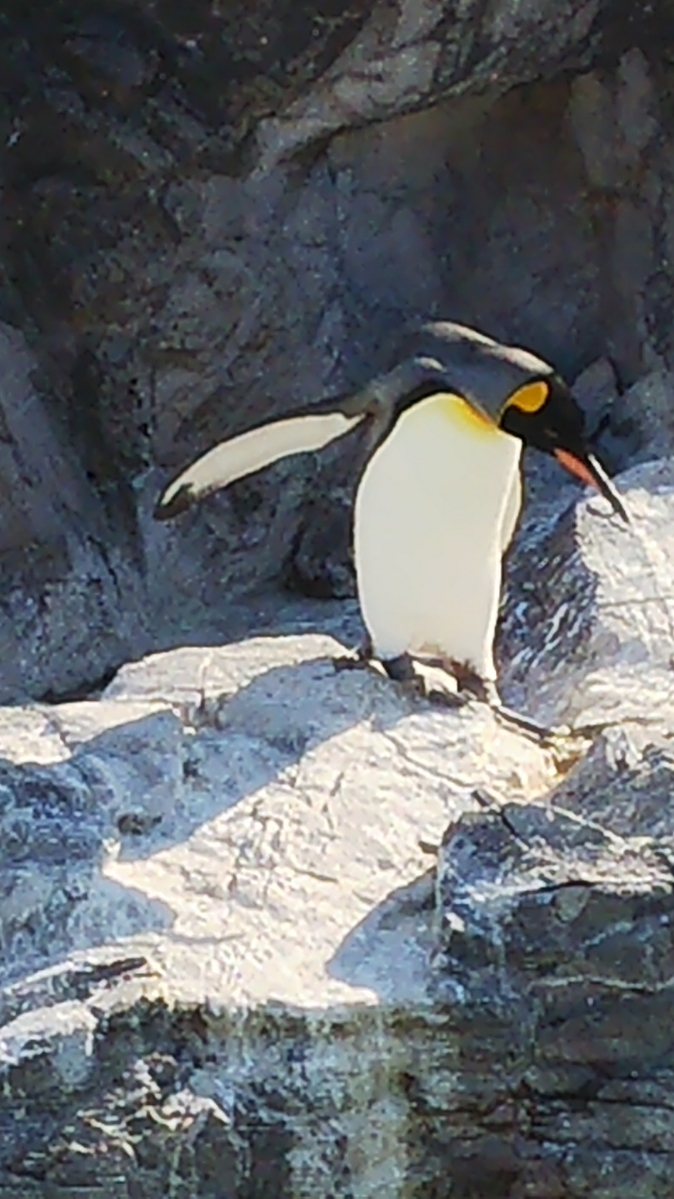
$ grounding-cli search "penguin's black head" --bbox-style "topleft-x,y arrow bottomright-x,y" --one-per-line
498,374 -> 628,523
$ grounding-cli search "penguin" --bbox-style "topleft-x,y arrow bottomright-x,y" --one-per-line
155,321 -> 628,708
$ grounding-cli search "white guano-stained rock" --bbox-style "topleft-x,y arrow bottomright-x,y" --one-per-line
0,634 -> 557,1012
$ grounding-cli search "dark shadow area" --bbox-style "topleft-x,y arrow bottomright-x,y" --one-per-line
0,746 -> 175,990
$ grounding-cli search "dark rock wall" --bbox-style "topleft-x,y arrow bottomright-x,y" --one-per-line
1,0 -> 674,698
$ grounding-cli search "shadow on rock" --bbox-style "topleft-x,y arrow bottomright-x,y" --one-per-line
0,631 -> 556,1045
110,653 -> 416,862
0,753 -> 174,989
327,868 -> 437,1003
0,642 -> 436,990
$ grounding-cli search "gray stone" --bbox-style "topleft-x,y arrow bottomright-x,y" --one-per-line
0,630 -> 560,1196
572,355 -> 637,474
568,49 -> 657,191
608,369 -> 674,463
0,321 -> 154,702
573,356 -> 619,429
0,600 -> 673,1196
500,457 -> 674,730
433,721 -> 674,1194
0,536 -> 673,1194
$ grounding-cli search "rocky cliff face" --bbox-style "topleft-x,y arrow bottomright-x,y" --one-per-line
2,7 -> 674,1193
1,0 -> 674,697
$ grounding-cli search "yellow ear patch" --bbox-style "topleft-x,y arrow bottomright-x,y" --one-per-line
504,380 -> 549,414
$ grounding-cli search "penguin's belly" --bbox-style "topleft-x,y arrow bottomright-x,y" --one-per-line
354,393 -> 522,679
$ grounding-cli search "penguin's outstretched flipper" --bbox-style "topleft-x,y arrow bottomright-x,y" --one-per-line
155,406 -> 365,520
154,354 -> 458,521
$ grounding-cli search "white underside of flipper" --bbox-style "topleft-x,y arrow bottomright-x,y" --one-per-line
354,393 -> 522,680
159,411 -> 364,513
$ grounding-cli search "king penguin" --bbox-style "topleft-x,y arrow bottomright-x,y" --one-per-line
155,321 -> 628,706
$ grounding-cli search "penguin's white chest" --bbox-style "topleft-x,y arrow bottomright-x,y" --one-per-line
353,393 -> 522,679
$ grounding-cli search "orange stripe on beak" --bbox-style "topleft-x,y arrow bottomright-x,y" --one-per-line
553,448 -> 599,489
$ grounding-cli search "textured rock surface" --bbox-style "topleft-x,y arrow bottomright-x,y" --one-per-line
1,568 -> 674,1194
0,321 -> 155,700
3,6 -> 674,1191
435,721 -> 674,1196
0,450 -> 673,1196
0,632 -> 560,1197
2,3 -> 674,695
500,458 -> 674,729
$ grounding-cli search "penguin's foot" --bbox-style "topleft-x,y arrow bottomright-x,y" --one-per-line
381,653 -> 427,699
381,654 -> 467,708
426,658 -> 553,738
432,658 -> 500,706
352,650 -> 555,739
380,652 -> 417,683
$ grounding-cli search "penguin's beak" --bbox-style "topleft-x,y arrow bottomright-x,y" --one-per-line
553,448 -> 629,524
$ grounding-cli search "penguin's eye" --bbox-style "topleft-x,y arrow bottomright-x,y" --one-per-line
503,381 -> 549,415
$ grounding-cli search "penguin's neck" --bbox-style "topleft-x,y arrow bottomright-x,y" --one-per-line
398,392 -> 522,537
